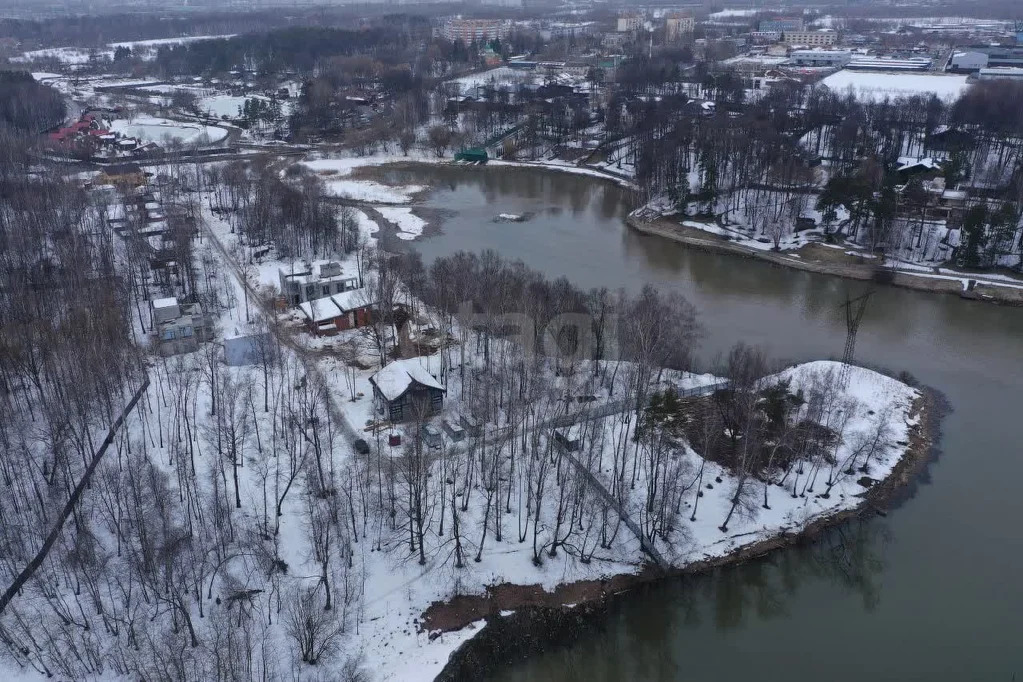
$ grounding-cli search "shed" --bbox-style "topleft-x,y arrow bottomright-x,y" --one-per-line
224,329 -> 271,366
369,359 -> 446,422
454,147 -> 488,163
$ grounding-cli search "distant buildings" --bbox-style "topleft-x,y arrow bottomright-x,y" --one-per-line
617,12 -> 642,33
440,18 -> 510,43
783,30 -> 838,47
846,56 -> 931,71
665,12 -> 695,40
949,45 -> 1023,72
978,67 -> 1023,81
538,21 -> 596,41
787,50 -> 853,67
759,17 -> 804,33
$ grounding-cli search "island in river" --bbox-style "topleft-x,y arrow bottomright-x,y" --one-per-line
424,363 -> 939,682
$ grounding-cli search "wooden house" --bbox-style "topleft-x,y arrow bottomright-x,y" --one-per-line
369,359 -> 445,422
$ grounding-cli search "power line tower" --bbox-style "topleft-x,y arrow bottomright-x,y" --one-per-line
838,291 -> 872,389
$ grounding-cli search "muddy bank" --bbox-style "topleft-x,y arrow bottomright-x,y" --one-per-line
430,389 -> 941,681
627,216 -> 1023,306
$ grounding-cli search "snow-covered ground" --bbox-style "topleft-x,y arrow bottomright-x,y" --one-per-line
820,70 -> 971,102
110,116 -> 229,146
197,94 -> 250,119
298,157 -> 426,204
444,67 -> 539,97
109,34 -> 236,51
377,207 -> 428,240
14,34 -> 234,65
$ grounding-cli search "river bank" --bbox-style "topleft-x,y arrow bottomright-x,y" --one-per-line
338,155 -> 1023,307
428,386 -> 941,681
626,215 -> 1023,306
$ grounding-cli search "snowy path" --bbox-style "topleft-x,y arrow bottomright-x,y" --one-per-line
198,212 -> 361,448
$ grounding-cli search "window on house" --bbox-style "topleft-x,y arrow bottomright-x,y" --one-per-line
322,285 -> 330,296
162,329 -> 176,340
181,326 -> 193,337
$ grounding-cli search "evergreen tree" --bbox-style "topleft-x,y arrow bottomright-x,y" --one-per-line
958,204 -> 989,268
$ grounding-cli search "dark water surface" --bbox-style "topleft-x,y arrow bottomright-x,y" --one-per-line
379,165 -> 1023,681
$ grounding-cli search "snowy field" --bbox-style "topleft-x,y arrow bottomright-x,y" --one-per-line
198,95 -> 254,119
110,116 -> 229,146
109,34 -> 236,51
444,67 -> 536,97
14,34 -> 234,65
299,157 -> 426,204
820,70 -> 971,102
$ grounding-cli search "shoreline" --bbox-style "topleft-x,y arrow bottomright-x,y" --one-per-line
345,155 -> 1023,307
430,388 -> 942,681
626,215 -> 1023,306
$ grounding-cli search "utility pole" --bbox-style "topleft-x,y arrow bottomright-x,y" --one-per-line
838,291 -> 872,389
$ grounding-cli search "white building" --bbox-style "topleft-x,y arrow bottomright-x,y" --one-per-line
949,51 -> 989,71
278,261 -> 359,306
665,12 -> 695,40
847,56 -> 932,71
787,49 -> 853,67
978,66 -> 1023,81
783,30 -> 838,47
617,13 -> 642,33
439,18 -> 510,43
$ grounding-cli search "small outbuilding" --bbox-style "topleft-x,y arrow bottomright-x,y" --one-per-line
454,147 -> 488,164
224,328 -> 271,366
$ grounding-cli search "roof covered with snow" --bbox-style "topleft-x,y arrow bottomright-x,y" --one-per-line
152,297 -> 178,309
298,296 -> 340,323
369,359 -> 445,402
331,287 -> 373,311
298,289 -> 373,323
897,156 -> 941,171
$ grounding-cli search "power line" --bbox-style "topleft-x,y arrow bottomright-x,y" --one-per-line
838,290 -> 871,390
